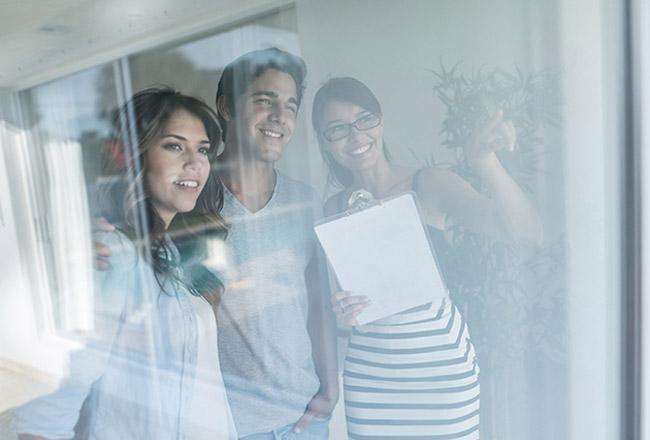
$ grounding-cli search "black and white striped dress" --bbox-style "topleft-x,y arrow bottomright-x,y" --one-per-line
337,179 -> 480,439
343,295 -> 480,440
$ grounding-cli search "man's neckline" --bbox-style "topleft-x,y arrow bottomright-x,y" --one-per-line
223,169 -> 279,214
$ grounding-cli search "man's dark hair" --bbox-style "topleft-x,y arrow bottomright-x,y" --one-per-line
215,47 -> 307,141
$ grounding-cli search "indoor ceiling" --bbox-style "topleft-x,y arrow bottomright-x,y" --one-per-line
0,0 -> 287,90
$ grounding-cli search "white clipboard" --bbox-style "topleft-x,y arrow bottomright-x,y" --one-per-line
314,191 -> 447,325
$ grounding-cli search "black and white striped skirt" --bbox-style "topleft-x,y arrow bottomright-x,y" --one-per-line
343,297 -> 480,440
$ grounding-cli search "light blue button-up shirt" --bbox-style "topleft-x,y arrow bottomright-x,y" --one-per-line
12,231 -> 227,440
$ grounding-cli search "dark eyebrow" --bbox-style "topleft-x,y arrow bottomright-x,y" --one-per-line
163,134 -> 210,144
325,110 -> 372,129
252,91 -> 299,107
325,119 -> 348,129
252,91 -> 278,99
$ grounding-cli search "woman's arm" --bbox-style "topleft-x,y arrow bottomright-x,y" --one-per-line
419,110 -> 543,246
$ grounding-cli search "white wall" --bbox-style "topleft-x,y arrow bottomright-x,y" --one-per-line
295,0 -> 561,196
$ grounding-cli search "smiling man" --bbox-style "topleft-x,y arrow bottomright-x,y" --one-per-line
214,48 -> 338,439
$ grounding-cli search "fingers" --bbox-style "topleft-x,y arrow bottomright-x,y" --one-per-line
331,292 -> 371,327
331,293 -> 371,314
490,119 -> 516,152
500,120 -> 517,151
341,309 -> 363,327
91,217 -> 115,232
91,217 -> 114,271
93,241 -> 112,258
294,394 -> 336,434
475,110 -> 517,153
92,241 -> 112,271
476,109 -> 503,140
93,257 -> 111,271
293,411 -> 314,434
330,290 -> 352,306
331,291 -> 370,308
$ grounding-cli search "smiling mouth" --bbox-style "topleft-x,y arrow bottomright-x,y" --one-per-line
349,144 -> 371,156
260,128 -> 283,139
174,180 -> 199,188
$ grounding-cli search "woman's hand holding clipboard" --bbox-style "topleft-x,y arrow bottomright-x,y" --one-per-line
314,191 -> 448,325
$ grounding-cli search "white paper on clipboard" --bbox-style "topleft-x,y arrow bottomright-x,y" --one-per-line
314,191 -> 447,325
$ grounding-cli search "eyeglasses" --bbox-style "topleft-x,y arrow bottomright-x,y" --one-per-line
321,113 -> 382,142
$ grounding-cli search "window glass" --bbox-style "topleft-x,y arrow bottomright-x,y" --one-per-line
17,65 -> 119,333
0,2 -> 628,440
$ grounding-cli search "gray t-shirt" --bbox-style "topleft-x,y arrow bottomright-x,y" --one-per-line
217,171 -> 324,437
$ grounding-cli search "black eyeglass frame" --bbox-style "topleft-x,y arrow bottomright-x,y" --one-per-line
321,113 -> 382,142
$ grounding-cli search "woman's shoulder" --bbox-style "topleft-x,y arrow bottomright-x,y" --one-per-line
416,166 -> 459,183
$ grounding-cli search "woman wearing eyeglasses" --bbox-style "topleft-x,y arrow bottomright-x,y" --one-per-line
311,77 -> 542,439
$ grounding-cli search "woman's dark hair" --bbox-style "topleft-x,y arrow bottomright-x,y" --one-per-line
98,86 -> 227,300
311,77 -> 392,188
216,47 -> 307,142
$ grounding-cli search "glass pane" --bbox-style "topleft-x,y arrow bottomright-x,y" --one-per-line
0,63 -> 123,440
17,66 -> 118,333
295,1 -> 622,439
0,2 -> 628,440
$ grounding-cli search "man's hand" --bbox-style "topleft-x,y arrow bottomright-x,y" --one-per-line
293,390 -> 338,434
92,217 -> 115,271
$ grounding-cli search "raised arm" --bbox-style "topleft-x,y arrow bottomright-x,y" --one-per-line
418,110 -> 543,246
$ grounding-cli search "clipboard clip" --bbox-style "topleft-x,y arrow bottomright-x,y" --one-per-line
346,189 -> 381,214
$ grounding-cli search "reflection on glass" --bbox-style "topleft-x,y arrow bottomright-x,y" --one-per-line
13,87 -> 234,439
44,140 -> 93,333
17,66 -> 115,333
0,2 -> 628,440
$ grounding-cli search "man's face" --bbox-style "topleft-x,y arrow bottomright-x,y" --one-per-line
229,69 -> 298,163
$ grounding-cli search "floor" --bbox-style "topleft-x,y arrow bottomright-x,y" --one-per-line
0,359 -> 349,439
0,367 -> 56,440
